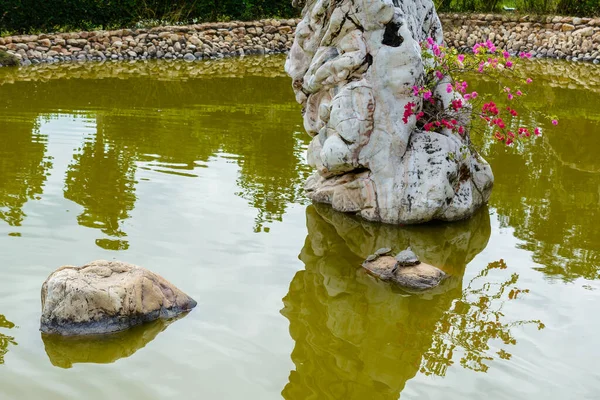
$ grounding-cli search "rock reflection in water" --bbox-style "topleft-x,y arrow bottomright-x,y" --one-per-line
281,205 -> 543,399
42,317 -> 179,369
0,314 -> 17,365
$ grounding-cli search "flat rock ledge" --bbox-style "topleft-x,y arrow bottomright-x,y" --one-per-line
362,256 -> 446,292
40,260 -> 197,336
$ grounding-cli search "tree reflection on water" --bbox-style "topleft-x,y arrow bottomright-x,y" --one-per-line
421,259 -> 545,377
0,314 -> 16,365
0,119 -> 51,228
281,205 -> 544,400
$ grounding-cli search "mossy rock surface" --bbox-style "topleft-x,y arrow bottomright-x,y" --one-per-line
0,51 -> 19,67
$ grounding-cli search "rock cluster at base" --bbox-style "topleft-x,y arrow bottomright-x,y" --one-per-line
40,260 -> 197,336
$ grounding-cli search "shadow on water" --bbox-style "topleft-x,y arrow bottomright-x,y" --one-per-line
41,316 -> 185,369
0,314 -> 17,365
280,205 -> 544,399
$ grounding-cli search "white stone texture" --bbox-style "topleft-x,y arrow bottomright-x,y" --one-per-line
286,0 -> 494,224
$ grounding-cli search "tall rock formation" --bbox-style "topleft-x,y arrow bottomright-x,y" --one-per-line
286,0 -> 494,224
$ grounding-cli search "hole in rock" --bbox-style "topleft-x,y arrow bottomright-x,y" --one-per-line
382,22 -> 404,47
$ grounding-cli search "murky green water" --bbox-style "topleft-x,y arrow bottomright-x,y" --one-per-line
0,56 -> 598,399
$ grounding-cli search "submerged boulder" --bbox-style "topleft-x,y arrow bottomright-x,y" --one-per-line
40,260 -> 197,336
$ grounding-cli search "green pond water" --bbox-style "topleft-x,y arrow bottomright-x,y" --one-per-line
0,56 -> 599,399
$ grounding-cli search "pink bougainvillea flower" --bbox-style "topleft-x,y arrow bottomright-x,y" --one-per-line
402,102 -> 416,124
489,57 -> 499,68
455,81 -> 468,94
518,128 -> 530,137
412,37 -> 540,147
493,118 -> 506,129
482,102 -> 499,116
552,119 -> 559,126
451,99 -> 464,111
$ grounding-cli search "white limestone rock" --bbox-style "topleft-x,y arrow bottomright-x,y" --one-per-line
286,0 -> 494,224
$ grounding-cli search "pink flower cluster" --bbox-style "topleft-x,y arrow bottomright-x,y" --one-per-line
403,102 -> 425,124
423,119 -> 465,135
447,81 -> 468,94
473,40 -> 496,54
407,38 -> 559,147
425,37 -> 444,57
